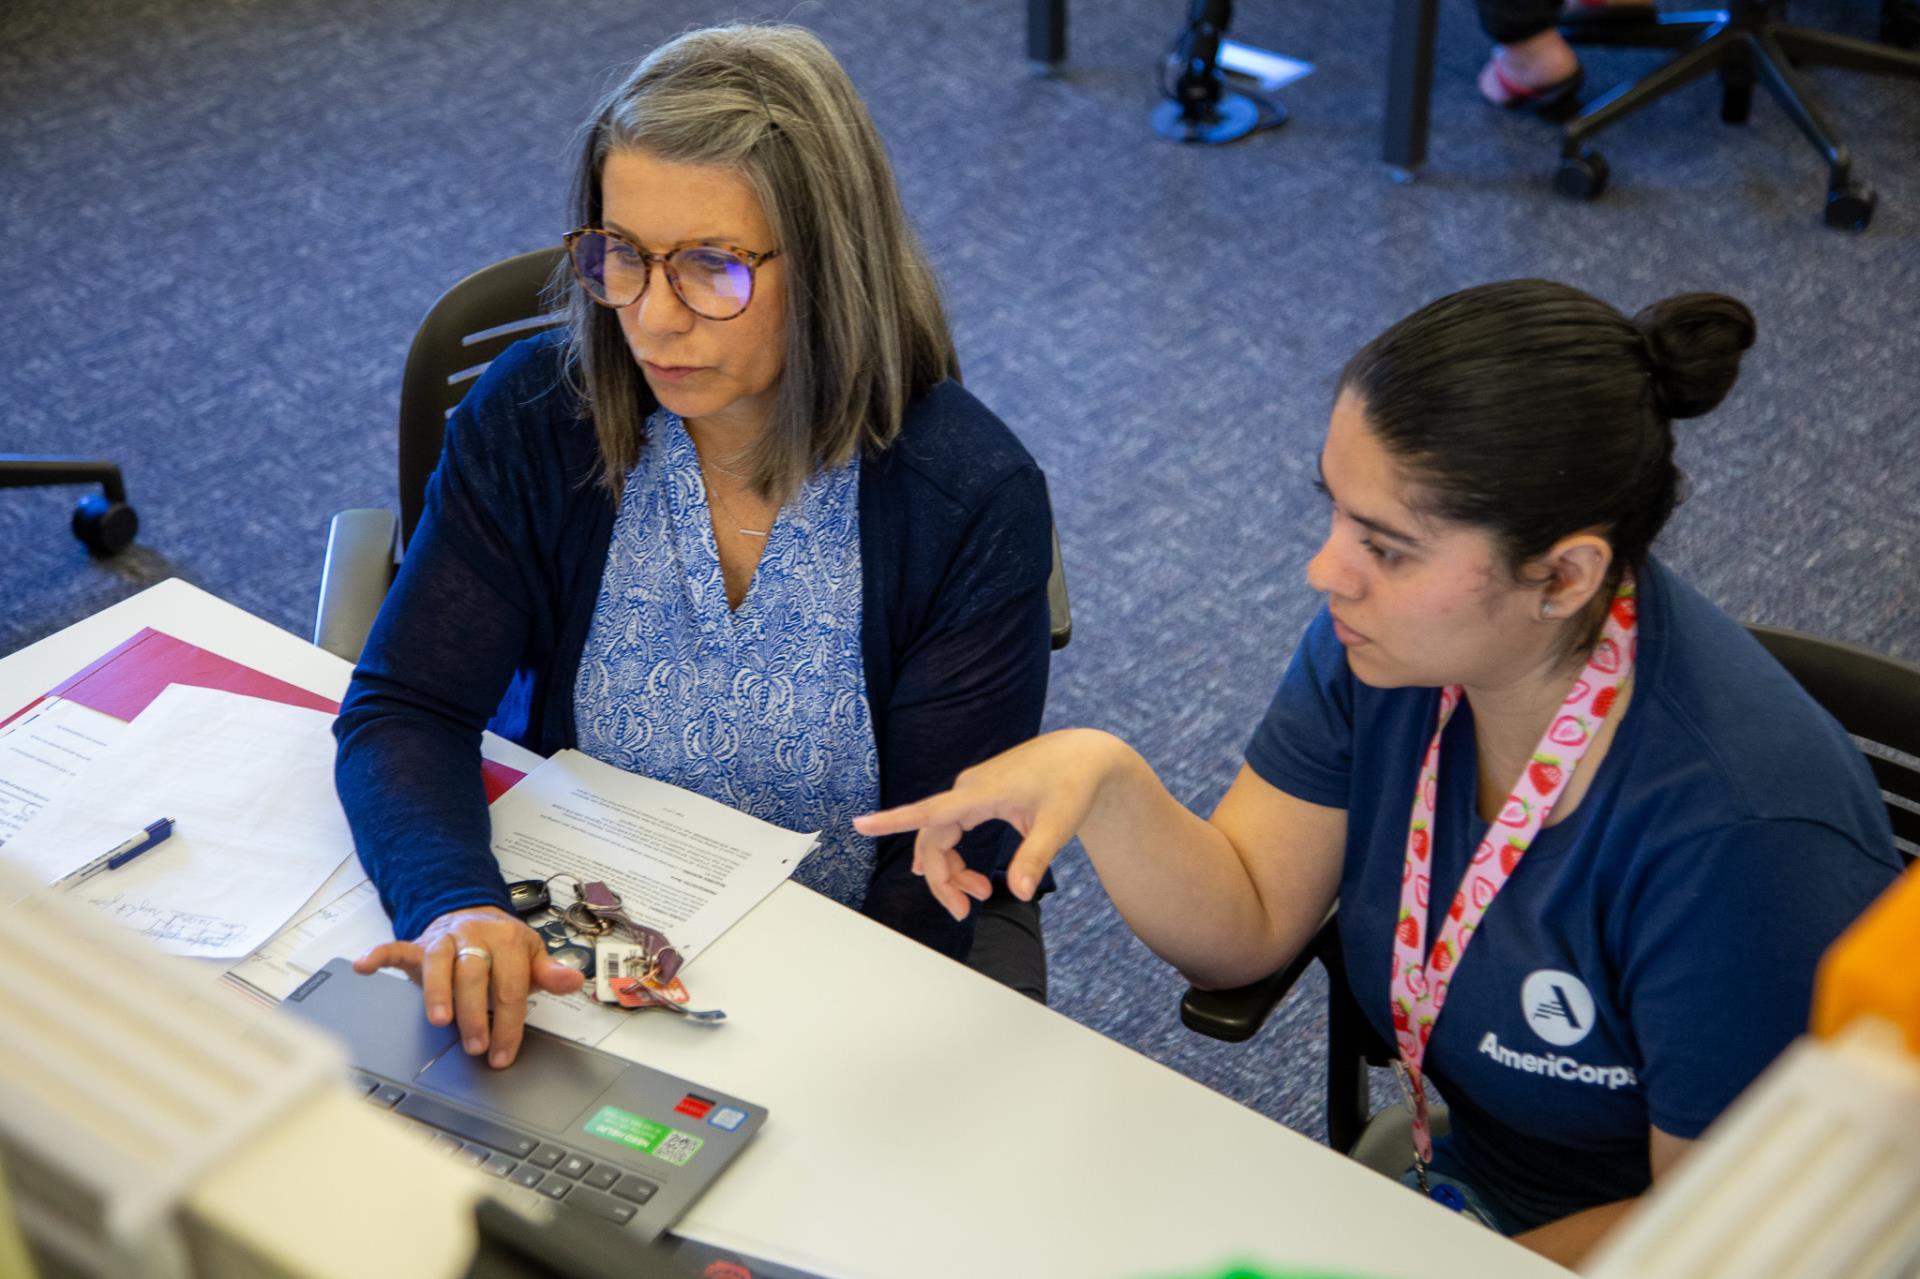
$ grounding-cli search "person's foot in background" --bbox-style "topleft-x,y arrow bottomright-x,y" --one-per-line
1477,0 -> 1657,115
1478,29 -> 1583,115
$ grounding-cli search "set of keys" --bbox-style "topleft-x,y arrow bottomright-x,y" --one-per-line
505,874 -> 725,1026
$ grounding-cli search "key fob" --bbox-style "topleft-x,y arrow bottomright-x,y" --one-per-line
505,879 -> 551,917
545,940 -> 595,978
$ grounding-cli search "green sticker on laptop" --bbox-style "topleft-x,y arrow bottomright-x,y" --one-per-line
585,1105 -> 705,1166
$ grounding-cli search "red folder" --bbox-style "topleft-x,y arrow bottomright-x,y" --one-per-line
1,628 -> 525,802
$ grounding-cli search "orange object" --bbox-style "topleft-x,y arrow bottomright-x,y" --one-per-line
1811,862 -> 1920,1057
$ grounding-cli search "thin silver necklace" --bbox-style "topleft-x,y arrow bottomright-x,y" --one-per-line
686,426 -> 766,537
701,464 -> 769,539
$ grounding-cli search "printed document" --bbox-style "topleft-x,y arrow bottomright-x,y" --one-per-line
224,863 -> 381,1004
223,746 -> 810,1043
0,698 -> 127,845
489,748 -> 815,966
222,731 -> 543,1003
476,748 -> 814,1043
0,683 -> 353,957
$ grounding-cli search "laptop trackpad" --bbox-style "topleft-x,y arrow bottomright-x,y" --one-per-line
417,1028 -> 628,1134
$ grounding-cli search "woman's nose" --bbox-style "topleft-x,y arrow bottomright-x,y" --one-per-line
633,261 -> 693,335
1305,533 -> 1357,600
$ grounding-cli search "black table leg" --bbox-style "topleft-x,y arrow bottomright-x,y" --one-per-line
1384,0 -> 1439,177
1029,0 -> 1067,68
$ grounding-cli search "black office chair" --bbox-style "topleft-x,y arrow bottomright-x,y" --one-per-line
0,456 -> 139,555
313,246 -> 1073,664
1549,0 -> 1920,229
1180,622 -> 1920,1165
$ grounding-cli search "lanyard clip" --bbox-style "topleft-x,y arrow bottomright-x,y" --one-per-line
1390,1057 -> 1437,1168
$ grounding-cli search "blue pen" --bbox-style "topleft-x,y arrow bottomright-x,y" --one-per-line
55,818 -> 177,891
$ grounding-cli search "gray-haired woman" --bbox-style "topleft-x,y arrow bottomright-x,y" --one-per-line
338,24 -> 1054,1067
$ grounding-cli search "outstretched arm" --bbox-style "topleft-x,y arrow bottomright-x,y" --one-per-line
857,734 -> 1347,990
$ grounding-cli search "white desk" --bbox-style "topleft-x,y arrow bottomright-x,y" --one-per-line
1,581 -> 1569,1279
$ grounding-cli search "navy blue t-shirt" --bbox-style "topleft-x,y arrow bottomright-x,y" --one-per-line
1246,557 -> 1899,1231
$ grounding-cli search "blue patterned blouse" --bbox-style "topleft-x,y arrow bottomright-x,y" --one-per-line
573,411 -> 879,906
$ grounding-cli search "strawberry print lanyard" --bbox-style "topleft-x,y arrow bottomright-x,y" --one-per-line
1388,578 -> 1638,1192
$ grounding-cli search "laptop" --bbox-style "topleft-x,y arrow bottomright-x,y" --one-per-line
283,958 -> 767,1243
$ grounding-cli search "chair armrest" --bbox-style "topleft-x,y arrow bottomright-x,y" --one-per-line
313,509 -> 397,663
1179,914 -> 1338,1043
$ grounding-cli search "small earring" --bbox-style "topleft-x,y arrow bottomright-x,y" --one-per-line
1540,599 -> 1555,620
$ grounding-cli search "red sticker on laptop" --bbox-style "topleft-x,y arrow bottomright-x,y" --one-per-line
675,1094 -> 715,1120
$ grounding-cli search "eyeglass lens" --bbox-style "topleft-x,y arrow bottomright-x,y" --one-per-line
571,232 -> 756,318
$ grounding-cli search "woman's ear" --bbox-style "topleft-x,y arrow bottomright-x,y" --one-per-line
1536,533 -> 1613,621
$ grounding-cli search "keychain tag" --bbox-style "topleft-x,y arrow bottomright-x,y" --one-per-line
594,938 -> 696,1009
580,880 -> 684,984
639,974 -> 691,1005
521,874 -> 692,1007
594,939 -> 653,1004
606,975 -> 693,1009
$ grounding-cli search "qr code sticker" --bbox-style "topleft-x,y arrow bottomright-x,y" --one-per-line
652,1129 -> 704,1166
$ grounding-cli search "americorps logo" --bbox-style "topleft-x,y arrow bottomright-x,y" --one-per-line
1476,1032 -> 1638,1091
1473,968 -> 1639,1092
1521,968 -> 1595,1047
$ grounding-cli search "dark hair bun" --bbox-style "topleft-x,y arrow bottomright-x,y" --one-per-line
1632,292 -> 1757,420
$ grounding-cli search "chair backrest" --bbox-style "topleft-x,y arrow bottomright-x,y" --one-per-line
1745,623 -> 1920,858
394,248 -> 1072,650
397,246 -> 568,551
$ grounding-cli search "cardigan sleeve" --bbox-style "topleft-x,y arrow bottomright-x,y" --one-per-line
859,463 -> 1054,957
332,342 -> 565,941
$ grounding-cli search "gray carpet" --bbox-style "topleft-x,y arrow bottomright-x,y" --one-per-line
4,0 -> 1916,1143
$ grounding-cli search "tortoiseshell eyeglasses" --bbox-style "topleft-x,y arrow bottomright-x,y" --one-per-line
564,227 -> 780,321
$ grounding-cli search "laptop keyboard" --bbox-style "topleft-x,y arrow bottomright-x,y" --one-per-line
352,1070 -> 659,1227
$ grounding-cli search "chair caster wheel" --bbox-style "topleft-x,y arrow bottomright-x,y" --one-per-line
72,494 -> 138,555
1554,150 -> 1609,200
1824,183 -> 1876,232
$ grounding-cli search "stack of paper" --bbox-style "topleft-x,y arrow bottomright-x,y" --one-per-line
0,683 -> 354,959
0,697 -> 127,845
236,749 -> 816,1045
1,632 -> 817,1049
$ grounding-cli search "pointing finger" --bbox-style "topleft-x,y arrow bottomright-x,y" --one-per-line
855,790 -> 998,838
853,799 -> 941,838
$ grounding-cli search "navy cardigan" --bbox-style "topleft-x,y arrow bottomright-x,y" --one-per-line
334,331 -> 1053,958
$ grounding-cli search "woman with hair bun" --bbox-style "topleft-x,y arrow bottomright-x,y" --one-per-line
861,280 -> 1900,1265
338,24 -> 1055,1068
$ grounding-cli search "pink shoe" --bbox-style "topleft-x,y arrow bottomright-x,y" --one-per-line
1479,54 -> 1587,119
